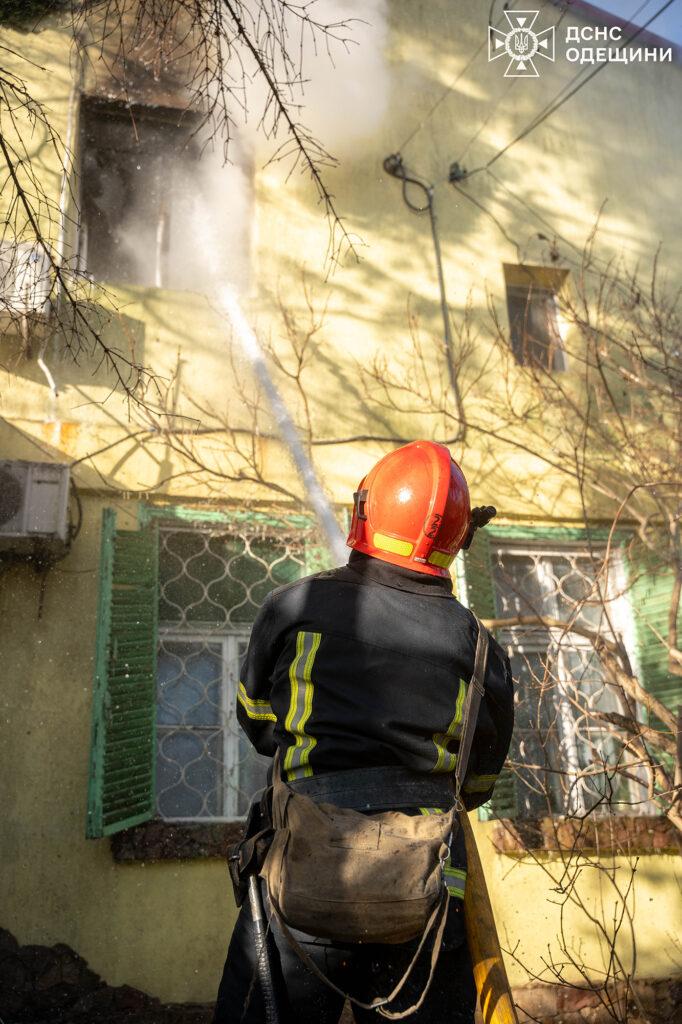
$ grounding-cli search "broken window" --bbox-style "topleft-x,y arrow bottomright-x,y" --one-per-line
79,97 -> 250,292
504,265 -> 568,371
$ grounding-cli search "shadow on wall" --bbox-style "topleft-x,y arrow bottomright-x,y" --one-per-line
0,303 -> 146,397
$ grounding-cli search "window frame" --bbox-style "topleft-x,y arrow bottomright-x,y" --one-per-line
461,525 -> 659,824
78,96 -> 203,289
503,263 -> 570,372
490,539 -> 645,818
156,628 -> 252,822
144,503 -> 327,826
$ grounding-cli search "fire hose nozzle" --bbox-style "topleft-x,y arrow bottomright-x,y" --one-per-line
461,505 -> 497,551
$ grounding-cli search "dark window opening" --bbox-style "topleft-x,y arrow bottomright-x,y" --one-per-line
79,98 -> 250,292
506,282 -> 566,372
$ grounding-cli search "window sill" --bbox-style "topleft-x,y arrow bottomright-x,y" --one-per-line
110,819 -> 244,862
491,815 -> 682,856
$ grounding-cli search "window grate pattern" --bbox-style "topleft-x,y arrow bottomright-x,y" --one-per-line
492,546 -> 640,817
156,523 -> 309,820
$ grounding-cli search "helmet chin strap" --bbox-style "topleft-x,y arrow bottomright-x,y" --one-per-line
460,506 -> 497,551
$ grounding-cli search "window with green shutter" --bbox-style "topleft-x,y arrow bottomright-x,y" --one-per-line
88,506 -> 332,835
86,510 -> 159,838
461,529 -> 646,821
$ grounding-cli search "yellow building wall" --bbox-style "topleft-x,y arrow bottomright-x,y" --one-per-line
1,0 -> 681,1002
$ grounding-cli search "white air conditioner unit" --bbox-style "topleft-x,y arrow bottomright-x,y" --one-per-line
0,242 -> 52,316
0,461 -> 70,556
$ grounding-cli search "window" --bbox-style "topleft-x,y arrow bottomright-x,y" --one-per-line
459,529 -> 670,823
490,543 -> 637,818
87,508 -> 327,838
78,98 -> 251,291
156,525 -> 306,820
503,264 -> 569,371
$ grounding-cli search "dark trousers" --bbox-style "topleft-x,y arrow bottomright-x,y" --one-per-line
212,883 -> 476,1024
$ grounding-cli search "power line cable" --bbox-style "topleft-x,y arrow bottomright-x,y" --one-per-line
462,0 -> 679,179
455,0 -> 578,165
502,0 -> 658,149
395,0 -> 520,153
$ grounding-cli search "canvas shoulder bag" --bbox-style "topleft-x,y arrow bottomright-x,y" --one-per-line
258,615 -> 490,1015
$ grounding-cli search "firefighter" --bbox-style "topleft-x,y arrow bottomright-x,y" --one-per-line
212,440 -> 514,1024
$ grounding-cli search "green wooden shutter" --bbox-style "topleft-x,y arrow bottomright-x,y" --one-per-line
86,509 -> 159,838
461,533 -> 519,820
628,552 -> 682,721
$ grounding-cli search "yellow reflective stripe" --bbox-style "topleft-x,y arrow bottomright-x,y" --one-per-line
431,678 -> 467,773
463,773 -> 498,793
419,807 -> 445,815
427,550 -> 453,569
373,532 -> 414,557
284,631 -> 305,746
284,631 -> 321,781
237,683 -> 276,722
444,866 -> 467,899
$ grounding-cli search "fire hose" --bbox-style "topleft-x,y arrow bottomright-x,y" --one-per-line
248,876 -> 280,1024
461,812 -> 520,1024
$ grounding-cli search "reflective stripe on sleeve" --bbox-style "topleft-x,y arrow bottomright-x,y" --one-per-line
283,630 -> 321,781
237,683 -> 276,722
431,678 -> 467,773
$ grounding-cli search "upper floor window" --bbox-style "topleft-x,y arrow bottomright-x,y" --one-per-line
503,264 -> 569,372
78,98 -> 251,292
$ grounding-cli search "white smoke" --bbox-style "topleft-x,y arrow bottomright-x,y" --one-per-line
291,0 -> 390,154
96,1 -> 388,294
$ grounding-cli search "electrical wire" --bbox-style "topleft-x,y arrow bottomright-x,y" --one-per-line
500,0 -> 660,153
455,0 -> 576,165
395,0 -> 521,154
463,0 -> 680,180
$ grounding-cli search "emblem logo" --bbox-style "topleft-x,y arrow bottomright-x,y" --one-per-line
488,10 -> 555,77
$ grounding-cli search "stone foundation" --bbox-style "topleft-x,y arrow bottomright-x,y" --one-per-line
0,929 -> 212,1023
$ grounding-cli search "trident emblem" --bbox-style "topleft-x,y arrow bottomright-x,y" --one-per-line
513,32 -> 530,55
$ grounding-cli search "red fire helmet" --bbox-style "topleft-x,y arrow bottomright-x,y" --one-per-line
347,440 -> 472,577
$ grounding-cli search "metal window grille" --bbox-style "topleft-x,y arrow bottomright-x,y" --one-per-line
156,521 -> 308,820
491,544 -> 643,817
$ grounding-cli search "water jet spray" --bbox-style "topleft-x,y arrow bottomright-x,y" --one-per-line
216,287 -> 347,565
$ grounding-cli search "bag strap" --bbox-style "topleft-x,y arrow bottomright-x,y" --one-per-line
267,890 -> 450,1020
454,614 -> 489,804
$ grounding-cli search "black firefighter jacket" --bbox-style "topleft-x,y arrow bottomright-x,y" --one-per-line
237,550 -> 514,811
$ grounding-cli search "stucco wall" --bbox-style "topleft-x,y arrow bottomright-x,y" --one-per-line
1,0 -> 681,1003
